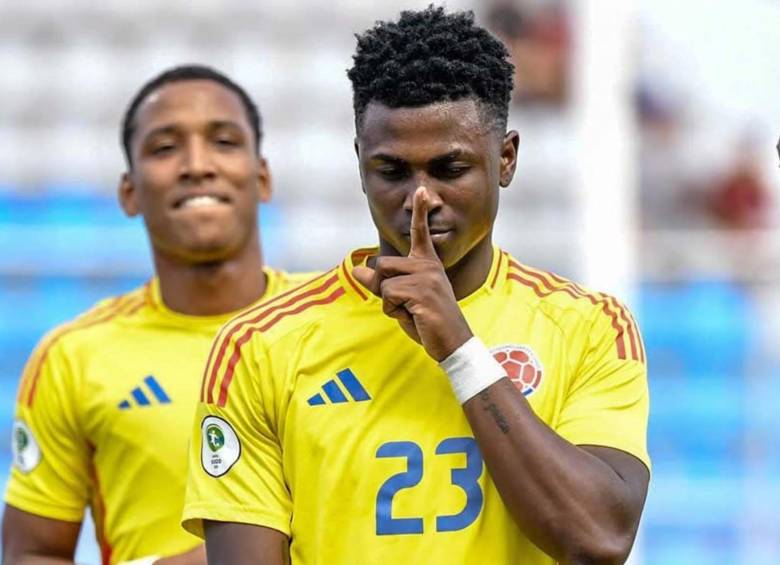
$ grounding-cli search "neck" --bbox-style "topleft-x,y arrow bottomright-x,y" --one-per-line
444,236 -> 494,300
153,239 -> 267,316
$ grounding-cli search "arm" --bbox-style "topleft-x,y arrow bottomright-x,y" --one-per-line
204,522 -> 288,565
182,329 -> 293,563
4,337 -> 91,564
2,505 -> 80,564
353,187 -> 648,564
464,379 -> 648,563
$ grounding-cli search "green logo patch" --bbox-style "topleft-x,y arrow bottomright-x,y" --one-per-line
15,427 -> 28,452
206,424 -> 225,452
12,421 -> 41,473
201,416 -> 241,477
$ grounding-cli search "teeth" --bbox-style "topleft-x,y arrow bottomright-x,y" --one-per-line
181,195 -> 222,208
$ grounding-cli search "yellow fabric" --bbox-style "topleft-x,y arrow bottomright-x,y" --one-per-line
5,268 -> 316,564
183,248 -> 649,564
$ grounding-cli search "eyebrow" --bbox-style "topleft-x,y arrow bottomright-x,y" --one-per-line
368,153 -> 406,165
368,149 -> 468,164
429,149 -> 465,165
142,120 -> 245,141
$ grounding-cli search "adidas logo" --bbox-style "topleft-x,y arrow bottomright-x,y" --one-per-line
118,376 -> 171,409
308,369 -> 371,406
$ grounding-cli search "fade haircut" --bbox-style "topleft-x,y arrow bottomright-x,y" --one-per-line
347,5 -> 514,133
121,64 -> 262,166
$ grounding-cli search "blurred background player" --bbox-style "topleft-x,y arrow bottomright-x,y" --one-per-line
182,7 -> 648,564
2,65 -> 315,564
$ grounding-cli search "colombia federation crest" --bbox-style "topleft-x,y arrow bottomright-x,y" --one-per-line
490,344 -> 544,396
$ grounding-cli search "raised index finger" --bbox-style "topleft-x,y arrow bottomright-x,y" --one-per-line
409,186 -> 437,258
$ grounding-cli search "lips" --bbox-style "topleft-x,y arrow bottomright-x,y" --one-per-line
401,226 -> 452,237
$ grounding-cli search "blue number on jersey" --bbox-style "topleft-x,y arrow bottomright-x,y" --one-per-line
375,437 -> 484,535
435,437 -> 483,531
375,441 -> 424,535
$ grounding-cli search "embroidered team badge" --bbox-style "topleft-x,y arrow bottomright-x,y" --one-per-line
491,344 -> 543,397
201,416 -> 241,477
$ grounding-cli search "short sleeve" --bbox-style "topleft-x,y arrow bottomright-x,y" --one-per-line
555,299 -> 650,470
182,331 -> 292,538
4,337 -> 91,522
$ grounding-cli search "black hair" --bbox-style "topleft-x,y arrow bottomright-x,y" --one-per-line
121,64 -> 262,166
347,5 -> 514,132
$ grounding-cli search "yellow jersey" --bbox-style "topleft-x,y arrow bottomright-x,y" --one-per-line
183,248 -> 649,564
6,268 -> 316,564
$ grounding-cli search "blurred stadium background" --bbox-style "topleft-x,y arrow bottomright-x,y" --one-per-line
1,0 -> 779,563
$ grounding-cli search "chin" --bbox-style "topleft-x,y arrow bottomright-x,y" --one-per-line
179,237 -> 239,263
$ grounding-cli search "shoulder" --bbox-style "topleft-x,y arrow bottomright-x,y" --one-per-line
201,269 -> 349,407
16,283 -> 150,407
41,283 -> 150,353
502,253 -> 637,332
218,268 -> 348,349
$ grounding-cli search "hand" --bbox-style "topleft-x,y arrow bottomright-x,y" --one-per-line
154,545 -> 206,565
353,186 -> 473,361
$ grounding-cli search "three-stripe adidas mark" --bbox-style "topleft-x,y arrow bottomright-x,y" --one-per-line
118,376 -> 171,409
308,369 -> 370,406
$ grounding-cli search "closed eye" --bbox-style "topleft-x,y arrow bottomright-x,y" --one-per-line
151,143 -> 176,155
376,167 -> 408,181
215,137 -> 241,148
433,164 -> 471,179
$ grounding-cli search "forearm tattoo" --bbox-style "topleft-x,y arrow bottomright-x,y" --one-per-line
478,388 -> 510,434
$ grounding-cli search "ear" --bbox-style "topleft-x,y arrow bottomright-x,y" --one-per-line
499,130 -> 520,188
118,172 -> 140,217
256,157 -> 272,203
354,138 -> 367,195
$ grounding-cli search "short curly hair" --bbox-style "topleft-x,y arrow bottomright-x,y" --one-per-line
121,64 -> 262,167
347,5 -> 514,132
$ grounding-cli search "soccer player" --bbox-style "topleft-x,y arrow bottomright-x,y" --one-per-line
183,8 -> 650,564
3,65 -> 315,564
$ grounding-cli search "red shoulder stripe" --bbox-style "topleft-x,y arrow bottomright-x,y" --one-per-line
87,445 -> 112,565
201,270 -> 337,402
341,260 -> 368,300
490,251 -> 507,290
605,293 -> 639,361
625,307 -> 646,363
204,272 -> 340,403
544,266 -> 643,363
508,261 -> 593,303
18,294 -> 124,400
507,261 -> 634,361
24,294 -> 146,407
215,286 -> 346,407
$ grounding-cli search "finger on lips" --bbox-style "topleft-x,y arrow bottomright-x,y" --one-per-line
352,185 -> 439,299
410,186 -> 437,258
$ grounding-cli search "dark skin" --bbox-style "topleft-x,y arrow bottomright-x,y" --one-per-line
204,99 -> 648,564
353,100 -> 649,563
3,79 -> 272,565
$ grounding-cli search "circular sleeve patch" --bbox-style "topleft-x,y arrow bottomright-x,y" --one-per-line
12,420 -> 41,473
201,416 -> 241,477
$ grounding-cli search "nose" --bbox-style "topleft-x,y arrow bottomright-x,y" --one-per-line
179,137 -> 216,183
403,177 -> 444,215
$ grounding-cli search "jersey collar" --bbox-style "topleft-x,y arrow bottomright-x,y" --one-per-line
338,245 -> 509,305
146,267 -> 280,328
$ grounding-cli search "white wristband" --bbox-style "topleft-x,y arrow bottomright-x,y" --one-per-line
439,337 -> 506,404
119,557 -> 160,565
